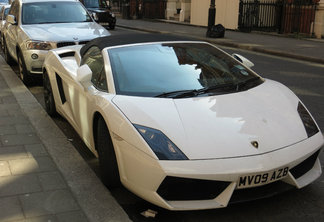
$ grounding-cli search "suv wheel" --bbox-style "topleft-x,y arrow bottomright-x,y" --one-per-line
43,70 -> 57,117
3,40 -> 14,65
17,50 -> 32,85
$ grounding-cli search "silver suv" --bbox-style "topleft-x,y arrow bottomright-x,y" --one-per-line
2,0 -> 110,85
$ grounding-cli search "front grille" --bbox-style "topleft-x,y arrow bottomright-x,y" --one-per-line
157,176 -> 230,201
57,42 -> 76,48
97,12 -> 110,21
31,67 -> 42,72
230,181 -> 293,204
290,150 -> 320,179
79,41 -> 89,45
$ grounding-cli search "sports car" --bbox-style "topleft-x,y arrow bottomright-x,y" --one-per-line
42,34 -> 323,211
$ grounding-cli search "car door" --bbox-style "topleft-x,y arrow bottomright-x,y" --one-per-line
4,0 -> 19,60
66,46 -> 108,147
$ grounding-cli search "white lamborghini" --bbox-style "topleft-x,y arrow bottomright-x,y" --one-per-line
42,34 -> 323,211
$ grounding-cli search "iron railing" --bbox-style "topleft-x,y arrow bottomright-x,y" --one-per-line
238,0 -> 318,35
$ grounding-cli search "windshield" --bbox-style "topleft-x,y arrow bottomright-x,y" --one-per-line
108,43 -> 263,97
22,2 -> 92,24
83,0 -> 108,8
0,0 -> 9,4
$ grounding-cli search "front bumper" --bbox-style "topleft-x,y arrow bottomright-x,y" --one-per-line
22,49 -> 48,75
115,132 -> 323,210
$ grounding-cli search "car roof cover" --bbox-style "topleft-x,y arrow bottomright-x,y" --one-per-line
80,33 -> 196,57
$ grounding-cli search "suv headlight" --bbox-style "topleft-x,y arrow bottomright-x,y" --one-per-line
134,124 -> 188,160
92,12 -> 98,21
26,40 -> 52,50
111,13 -> 115,18
297,102 -> 319,138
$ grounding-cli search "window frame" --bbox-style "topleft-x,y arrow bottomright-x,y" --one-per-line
81,46 -> 108,92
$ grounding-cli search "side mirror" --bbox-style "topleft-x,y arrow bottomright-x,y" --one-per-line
232,53 -> 254,68
77,64 -> 92,89
6,15 -> 17,25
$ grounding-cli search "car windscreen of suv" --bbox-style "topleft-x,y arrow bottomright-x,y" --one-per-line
83,0 -> 108,8
22,2 -> 92,24
108,43 -> 264,98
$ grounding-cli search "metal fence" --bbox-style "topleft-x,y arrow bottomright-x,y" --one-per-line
238,0 -> 318,35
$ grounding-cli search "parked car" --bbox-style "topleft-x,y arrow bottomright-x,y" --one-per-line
42,33 -> 323,211
0,4 -> 10,35
2,0 -> 110,85
0,0 -> 9,5
80,0 -> 116,29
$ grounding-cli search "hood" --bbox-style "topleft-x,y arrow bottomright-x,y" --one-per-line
22,22 -> 110,42
112,80 -> 308,160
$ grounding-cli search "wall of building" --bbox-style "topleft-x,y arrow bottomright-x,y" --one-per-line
190,0 -> 239,29
314,0 -> 324,38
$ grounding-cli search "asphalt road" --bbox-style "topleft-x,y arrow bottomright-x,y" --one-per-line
6,27 -> 324,222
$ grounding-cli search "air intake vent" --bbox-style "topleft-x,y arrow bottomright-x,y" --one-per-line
59,52 -> 75,58
157,176 -> 230,201
290,150 -> 320,179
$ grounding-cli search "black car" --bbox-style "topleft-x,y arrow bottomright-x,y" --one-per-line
81,0 -> 116,29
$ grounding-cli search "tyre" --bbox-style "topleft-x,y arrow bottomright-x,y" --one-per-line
3,39 -> 14,65
43,70 -> 58,117
17,50 -> 32,85
109,24 -> 115,30
96,116 -> 120,188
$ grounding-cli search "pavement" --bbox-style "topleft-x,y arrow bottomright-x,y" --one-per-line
0,55 -> 130,221
0,18 -> 323,222
116,18 -> 324,64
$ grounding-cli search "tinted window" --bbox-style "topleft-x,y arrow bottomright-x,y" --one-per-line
22,2 -> 91,24
108,43 -> 262,97
81,46 -> 107,91
4,8 -> 9,17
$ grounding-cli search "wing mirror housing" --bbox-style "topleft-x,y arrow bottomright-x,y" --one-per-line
232,53 -> 254,68
77,64 -> 92,89
7,15 -> 17,25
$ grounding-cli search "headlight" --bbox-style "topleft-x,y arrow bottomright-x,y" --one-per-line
134,124 -> 188,160
92,12 -> 98,21
26,40 -> 52,50
297,102 -> 319,138
111,13 -> 115,18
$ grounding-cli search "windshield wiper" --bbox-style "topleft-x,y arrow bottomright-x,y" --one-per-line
155,83 -> 237,99
236,76 -> 261,91
195,82 -> 237,95
155,89 -> 198,98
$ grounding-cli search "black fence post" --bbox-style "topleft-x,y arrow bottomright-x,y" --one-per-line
206,0 -> 216,37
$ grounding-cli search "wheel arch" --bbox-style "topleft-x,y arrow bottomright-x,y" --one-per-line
92,111 -> 105,151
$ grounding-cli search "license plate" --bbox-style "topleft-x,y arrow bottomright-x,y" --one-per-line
237,167 -> 289,189
100,22 -> 109,25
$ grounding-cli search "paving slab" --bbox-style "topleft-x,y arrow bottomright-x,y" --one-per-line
19,190 -> 80,218
0,196 -> 25,222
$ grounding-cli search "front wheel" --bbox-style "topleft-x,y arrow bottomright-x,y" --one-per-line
17,50 -> 32,85
3,39 -> 14,65
96,116 -> 120,188
43,70 -> 57,117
